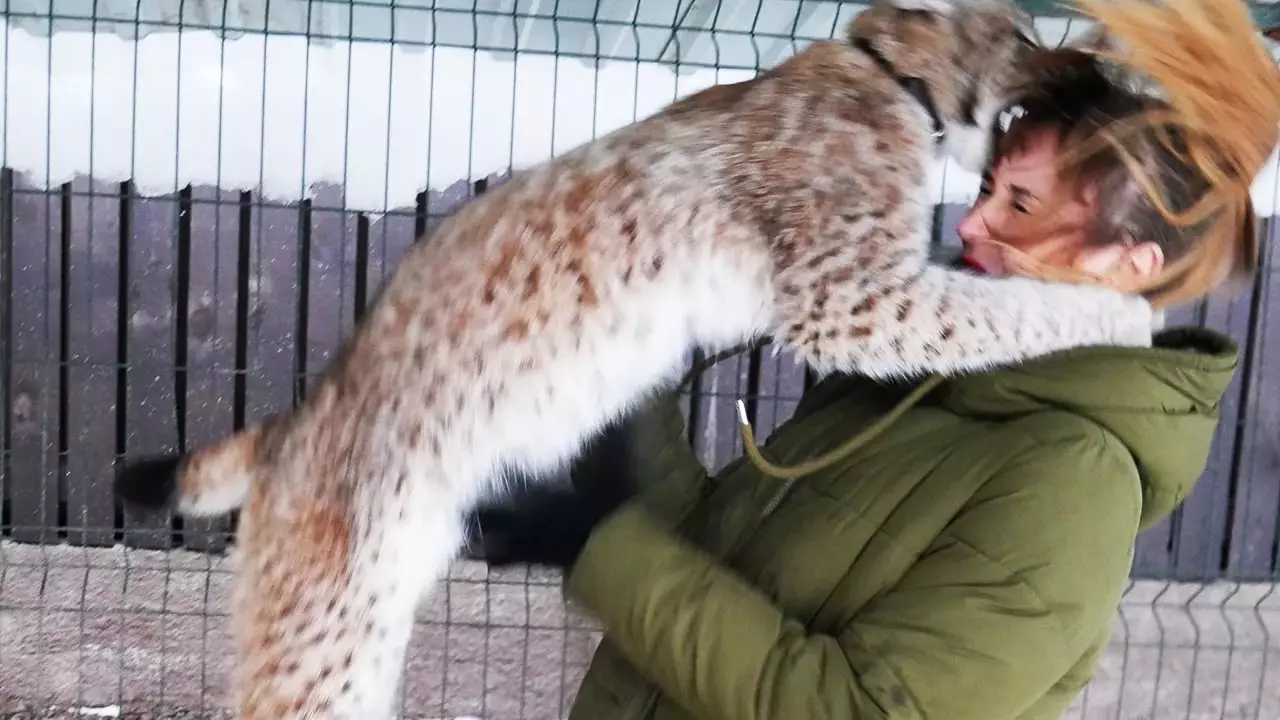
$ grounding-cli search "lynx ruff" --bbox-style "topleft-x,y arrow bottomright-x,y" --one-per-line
114,0 -> 1155,716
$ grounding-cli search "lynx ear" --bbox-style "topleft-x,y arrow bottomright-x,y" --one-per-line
877,0 -> 959,16
1012,10 -> 1042,46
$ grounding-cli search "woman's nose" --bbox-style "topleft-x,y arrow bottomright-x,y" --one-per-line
956,205 -> 989,244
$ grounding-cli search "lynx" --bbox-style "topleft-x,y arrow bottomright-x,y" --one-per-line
115,0 -> 1155,716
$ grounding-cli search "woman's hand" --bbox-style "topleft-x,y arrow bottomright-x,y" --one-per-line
471,480 -> 631,571
469,412 -> 647,571
469,374 -> 712,571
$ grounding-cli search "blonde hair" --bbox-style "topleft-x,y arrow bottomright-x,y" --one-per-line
991,0 -> 1279,309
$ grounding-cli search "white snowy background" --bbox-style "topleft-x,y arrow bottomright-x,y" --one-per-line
0,0 -> 1276,216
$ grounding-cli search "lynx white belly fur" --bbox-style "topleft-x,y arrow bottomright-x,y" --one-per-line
114,0 -> 1156,716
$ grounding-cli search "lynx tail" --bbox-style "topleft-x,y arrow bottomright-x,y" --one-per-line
114,425 -> 268,517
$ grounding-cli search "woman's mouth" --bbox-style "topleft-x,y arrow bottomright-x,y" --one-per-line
961,254 -> 988,274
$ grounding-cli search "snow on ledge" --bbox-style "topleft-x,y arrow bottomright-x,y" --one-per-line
1,24 -> 1277,216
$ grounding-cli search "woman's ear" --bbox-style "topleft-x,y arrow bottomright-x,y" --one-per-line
1123,240 -> 1165,281
1072,239 -> 1165,291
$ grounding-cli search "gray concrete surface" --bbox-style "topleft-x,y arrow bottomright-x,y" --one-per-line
3,540 -> 1280,719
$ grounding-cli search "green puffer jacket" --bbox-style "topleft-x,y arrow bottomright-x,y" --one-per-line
563,327 -> 1238,720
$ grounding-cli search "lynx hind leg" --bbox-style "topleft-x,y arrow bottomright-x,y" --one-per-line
231,481 -> 464,719
783,263 -> 1153,379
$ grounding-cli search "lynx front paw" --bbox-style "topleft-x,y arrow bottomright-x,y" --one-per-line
1108,294 -> 1156,348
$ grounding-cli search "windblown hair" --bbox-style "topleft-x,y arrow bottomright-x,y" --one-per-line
998,0 -> 1279,308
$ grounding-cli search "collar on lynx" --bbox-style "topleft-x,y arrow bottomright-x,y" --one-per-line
852,36 -> 947,144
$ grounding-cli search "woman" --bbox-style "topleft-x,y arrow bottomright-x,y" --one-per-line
470,0 -> 1280,717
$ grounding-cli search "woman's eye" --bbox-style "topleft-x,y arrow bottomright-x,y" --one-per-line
1013,202 -> 1030,215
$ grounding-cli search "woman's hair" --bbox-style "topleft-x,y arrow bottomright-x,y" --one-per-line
998,0 -> 1279,309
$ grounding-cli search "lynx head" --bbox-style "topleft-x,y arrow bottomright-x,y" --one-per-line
847,0 -> 1041,173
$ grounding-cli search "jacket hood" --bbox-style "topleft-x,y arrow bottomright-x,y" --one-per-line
933,328 -> 1239,529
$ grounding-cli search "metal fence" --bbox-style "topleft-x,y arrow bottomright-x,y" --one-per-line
2,1 -> 1280,717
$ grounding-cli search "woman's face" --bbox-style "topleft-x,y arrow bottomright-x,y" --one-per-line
956,125 -> 1164,291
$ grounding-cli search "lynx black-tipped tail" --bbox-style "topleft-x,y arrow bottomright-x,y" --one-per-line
114,454 -> 186,513
112,426 -> 269,517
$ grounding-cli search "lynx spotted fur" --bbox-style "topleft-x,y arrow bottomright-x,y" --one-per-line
115,0 -> 1155,716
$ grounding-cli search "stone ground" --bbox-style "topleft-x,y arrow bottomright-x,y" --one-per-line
2,541 -> 1280,720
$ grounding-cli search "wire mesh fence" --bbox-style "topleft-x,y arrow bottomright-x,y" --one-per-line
4,543 -> 1280,719
1,0 -> 1280,718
